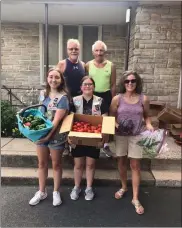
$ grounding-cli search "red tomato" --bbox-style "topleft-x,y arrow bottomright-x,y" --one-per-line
94,130 -> 100,133
78,129 -> 84,132
98,124 -> 102,128
24,122 -> 31,127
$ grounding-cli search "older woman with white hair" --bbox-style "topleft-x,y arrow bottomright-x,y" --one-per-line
57,39 -> 85,98
86,40 -> 116,157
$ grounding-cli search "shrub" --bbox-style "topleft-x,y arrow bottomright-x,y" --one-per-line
1,101 -> 17,137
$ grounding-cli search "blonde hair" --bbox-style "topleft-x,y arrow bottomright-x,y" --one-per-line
67,39 -> 80,48
92,40 -> 107,52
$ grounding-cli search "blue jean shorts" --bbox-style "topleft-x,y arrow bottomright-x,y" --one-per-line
38,140 -> 65,150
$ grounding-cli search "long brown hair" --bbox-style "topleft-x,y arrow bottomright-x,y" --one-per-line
45,68 -> 69,99
118,70 -> 143,94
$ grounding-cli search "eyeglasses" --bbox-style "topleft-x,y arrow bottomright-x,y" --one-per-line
82,83 -> 93,87
68,48 -> 79,51
124,79 -> 137,84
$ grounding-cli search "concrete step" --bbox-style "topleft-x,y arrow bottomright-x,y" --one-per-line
151,136 -> 181,171
151,159 -> 181,171
151,170 -> 181,187
1,150 -> 151,170
1,167 -> 155,186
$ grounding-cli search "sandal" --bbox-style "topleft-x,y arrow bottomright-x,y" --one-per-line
115,188 -> 127,199
131,199 -> 144,215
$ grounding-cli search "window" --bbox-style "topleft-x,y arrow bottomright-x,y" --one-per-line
40,24 -> 102,84
63,25 -> 78,59
42,25 -> 59,77
83,26 -> 98,63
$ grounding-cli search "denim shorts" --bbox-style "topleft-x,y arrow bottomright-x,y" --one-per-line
38,140 -> 65,150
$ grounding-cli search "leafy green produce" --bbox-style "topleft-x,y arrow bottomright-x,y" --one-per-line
22,115 -> 46,130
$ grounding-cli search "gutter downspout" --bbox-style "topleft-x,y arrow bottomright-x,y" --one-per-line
45,3 -> 49,75
125,7 -> 132,71
177,68 -> 181,109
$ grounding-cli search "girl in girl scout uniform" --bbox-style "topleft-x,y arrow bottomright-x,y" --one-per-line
29,68 -> 69,207
69,76 -> 108,201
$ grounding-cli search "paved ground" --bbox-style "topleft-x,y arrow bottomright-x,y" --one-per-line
1,186 -> 181,227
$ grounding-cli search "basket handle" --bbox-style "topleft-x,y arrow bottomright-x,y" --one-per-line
19,104 -> 47,116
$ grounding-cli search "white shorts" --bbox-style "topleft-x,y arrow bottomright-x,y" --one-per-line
113,135 -> 143,159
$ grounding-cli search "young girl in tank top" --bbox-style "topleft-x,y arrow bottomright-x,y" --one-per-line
29,68 -> 69,207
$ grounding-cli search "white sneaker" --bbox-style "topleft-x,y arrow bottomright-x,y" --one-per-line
70,186 -> 81,200
29,190 -> 47,206
53,191 -> 62,206
85,187 -> 94,201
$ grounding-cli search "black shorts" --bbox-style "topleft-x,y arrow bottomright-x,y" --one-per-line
71,145 -> 100,159
94,90 -> 112,109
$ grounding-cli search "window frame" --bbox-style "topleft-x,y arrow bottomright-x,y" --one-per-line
39,24 -> 102,85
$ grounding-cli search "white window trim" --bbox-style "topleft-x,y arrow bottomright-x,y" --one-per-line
39,24 -> 102,84
78,25 -> 83,61
58,25 -> 63,60
39,23 -> 45,85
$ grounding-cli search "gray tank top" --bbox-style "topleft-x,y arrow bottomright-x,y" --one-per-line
116,94 -> 144,136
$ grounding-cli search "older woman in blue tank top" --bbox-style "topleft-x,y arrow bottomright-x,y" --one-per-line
110,70 -> 154,215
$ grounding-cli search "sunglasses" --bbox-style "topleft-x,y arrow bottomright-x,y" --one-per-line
68,48 -> 79,51
82,83 -> 93,87
124,79 -> 137,84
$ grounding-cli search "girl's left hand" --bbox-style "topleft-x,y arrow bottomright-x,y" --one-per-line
36,136 -> 49,144
146,124 -> 154,132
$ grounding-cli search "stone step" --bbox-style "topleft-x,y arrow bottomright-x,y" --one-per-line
1,167 -> 155,186
151,159 -> 181,171
151,169 -> 181,187
151,136 -> 181,171
1,150 -> 151,170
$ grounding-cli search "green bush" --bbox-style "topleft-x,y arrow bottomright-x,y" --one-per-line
12,127 -> 25,138
1,101 -> 24,138
1,101 -> 17,137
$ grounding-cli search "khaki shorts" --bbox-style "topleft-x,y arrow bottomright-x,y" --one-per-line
113,135 -> 143,159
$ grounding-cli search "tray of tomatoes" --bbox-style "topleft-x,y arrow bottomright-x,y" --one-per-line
72,121 -> 102,133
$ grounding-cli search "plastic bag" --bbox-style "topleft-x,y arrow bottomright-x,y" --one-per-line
137,129 -> 167,158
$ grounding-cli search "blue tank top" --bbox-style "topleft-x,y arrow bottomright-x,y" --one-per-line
63,58 -> 85,97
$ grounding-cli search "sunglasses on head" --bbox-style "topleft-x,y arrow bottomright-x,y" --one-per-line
124,79 -> 137,84
68,48 -> 79,51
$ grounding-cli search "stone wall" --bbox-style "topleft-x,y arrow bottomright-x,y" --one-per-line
128,4 -> 181,106
1,23 -> 40,87
1,23 -> 127,105
102,25 -> 127,86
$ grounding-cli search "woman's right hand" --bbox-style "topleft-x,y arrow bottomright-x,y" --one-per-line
115,122 -> 119,129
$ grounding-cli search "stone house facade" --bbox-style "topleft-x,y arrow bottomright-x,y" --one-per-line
1,2 -> 181,107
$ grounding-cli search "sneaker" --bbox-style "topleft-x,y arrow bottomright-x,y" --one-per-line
53,191 -> 62,206
70,186 -> 81,200
85,187 -> 94,201
102,146 -> 113,157
29,190 -> 47,206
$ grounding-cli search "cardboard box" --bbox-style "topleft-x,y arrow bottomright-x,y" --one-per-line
59,113 -> 115,147
157,107 -> 181,124
149,101 -> 165,117
170,124 -> 182,136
